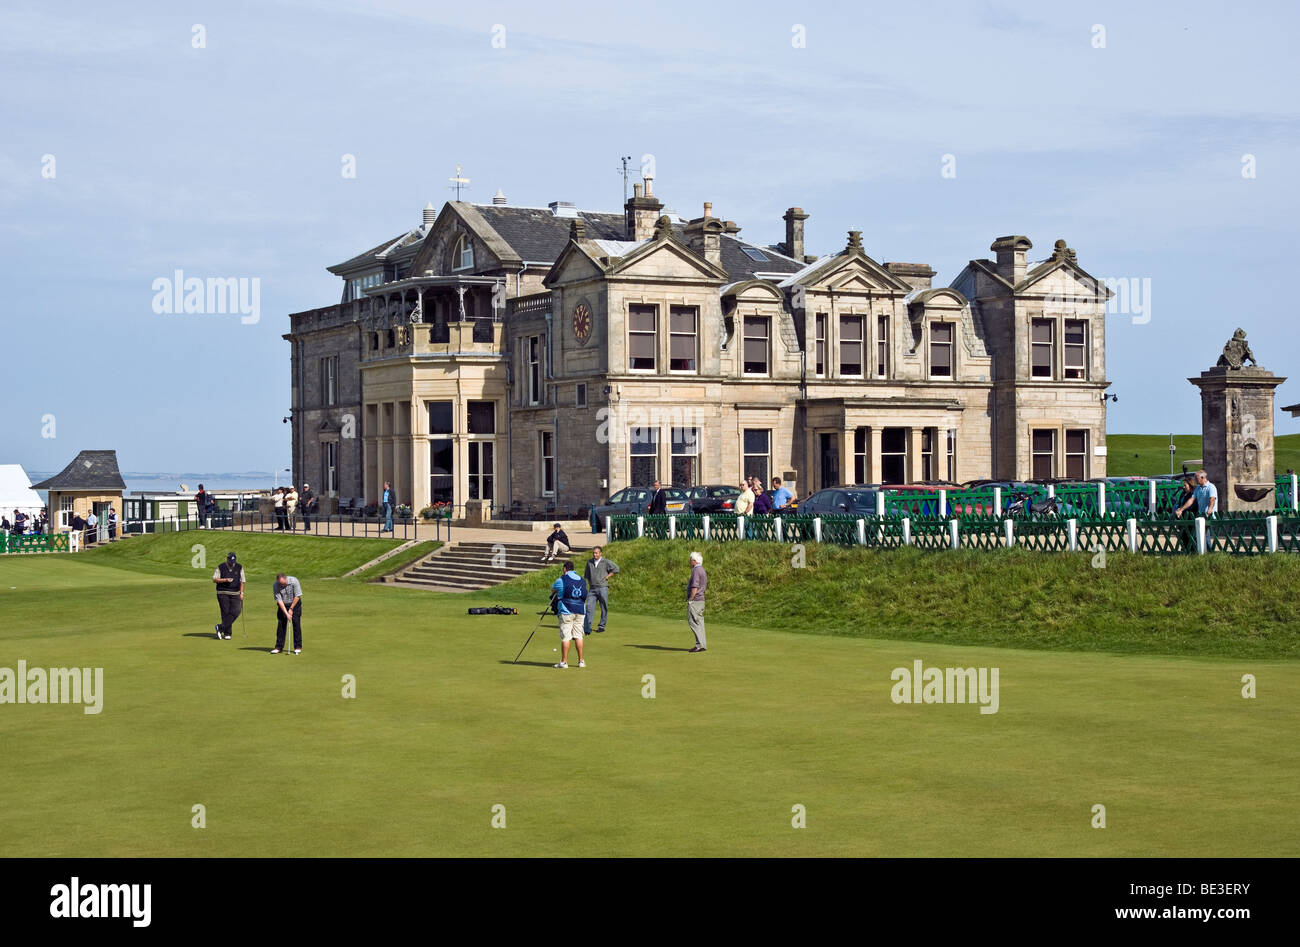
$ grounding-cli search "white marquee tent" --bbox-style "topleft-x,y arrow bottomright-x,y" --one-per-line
0,465 -> 45,518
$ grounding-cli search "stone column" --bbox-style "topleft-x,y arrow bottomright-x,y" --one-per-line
908,427 -> 925,483
1188,331 -> 1286,512
868,426 -> 882,485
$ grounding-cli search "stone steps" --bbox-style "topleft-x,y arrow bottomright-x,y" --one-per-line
392,540 -> 562,592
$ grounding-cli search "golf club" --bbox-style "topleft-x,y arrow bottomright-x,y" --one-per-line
513,594 -> 557,664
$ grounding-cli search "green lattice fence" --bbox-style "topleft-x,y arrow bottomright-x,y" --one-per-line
774,515 -> 812,543
1106,482 -> 1152,518
1153,482 -> 1190,518
820,515 -> 859,547
866,517 -> 908,549
1276,476 -> 1295,511
610,516 -> 638,541
642,515 -> 672,540
883,491 -> 944,518
1134,518 -> 1196,555
673,514 -> 704,540
1,533 -> 70,554
1076,515 -> 1130,552
1013,519 -> 1071,552
1054,484 -> 1102,517
910,518 -> 950,550
960,517 -> 1006,550
946,489 -> 998,517
1205,516 -> 1271,555
1277,516 -> 1300,553
709,514 -> 739,542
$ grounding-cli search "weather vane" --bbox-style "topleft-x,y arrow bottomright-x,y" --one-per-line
449,163 -> 470,200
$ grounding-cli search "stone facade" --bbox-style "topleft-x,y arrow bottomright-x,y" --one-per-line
285,177 -> 1111,517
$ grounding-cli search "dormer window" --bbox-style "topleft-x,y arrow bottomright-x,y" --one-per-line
453,235 -> 474,271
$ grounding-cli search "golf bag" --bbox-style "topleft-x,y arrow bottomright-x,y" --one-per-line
468,606 -> 518,615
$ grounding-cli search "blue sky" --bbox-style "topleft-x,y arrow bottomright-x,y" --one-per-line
2,0 -> 1297,472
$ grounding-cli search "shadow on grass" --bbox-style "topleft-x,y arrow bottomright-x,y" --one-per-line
624,644 -> 692,652
498,660 -> 559,668
240,646 -> 279,653
182,632 -> 220,639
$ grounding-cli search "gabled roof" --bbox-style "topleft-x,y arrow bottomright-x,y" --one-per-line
471,204 -> 627,261
328,234 -> 407,275
776,242 -> 912,292
30,451 -> 126,492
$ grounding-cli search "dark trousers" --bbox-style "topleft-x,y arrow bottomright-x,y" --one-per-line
275,600 -> 303,650
217,594 -> 243,635
275,509 -> 287,530
301,509 -> 312,530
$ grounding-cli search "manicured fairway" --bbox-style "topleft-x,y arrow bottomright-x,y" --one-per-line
1,543 -> 1297,857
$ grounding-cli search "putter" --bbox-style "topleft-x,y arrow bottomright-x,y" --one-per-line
513,596 -> 557,664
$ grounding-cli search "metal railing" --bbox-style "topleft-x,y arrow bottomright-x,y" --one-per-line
121,512 -> 449,542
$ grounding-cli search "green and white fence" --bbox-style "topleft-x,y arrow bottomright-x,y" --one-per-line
609,509 -> 1300,556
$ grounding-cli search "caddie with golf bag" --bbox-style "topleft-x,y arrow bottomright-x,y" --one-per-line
550,560 -> 588,669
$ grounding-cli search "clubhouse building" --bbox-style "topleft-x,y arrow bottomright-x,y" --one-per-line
285,172 -> 1111,517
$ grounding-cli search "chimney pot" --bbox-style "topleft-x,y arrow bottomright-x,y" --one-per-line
703,202 -> 712,217
633,182 -> 642,198
423,202 -> 436,229
492,189 -> 507,205
783,206 -> 809,260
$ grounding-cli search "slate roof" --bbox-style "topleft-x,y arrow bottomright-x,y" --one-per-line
328,203 -> 806,283
30,450 -> 127,492
472,205 -> 627,261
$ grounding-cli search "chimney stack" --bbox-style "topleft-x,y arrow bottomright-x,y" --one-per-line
423,201 -> 436,230
783,207 -> 809,260
990,235 -> 1032,285
625,176 -> 663,241
684,201 -> 723,267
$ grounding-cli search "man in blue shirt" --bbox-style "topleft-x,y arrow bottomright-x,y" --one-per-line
550,560 -> 587,669
770,477 -> 793,511
381,481 -> 394,532
1176,469 -> 1219,518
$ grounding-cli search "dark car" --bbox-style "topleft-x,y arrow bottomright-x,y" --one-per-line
684,484 -> 743,514
797,487 -> 884,516
591,486 -> 688,528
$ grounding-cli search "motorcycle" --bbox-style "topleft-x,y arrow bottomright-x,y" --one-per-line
1005,491 -> 1061,518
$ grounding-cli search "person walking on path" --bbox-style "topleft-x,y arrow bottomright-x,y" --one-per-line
551,560 -> 588,668
212,552 -> 245,639
583,545 -> 620,635
686,551 -> 707,653
734,480 -> 754,516
271,573 -> 304,654
771,477 -> 793,511
647,480 -> 668,515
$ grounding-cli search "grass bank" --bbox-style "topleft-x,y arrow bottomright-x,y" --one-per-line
481,539 -> 1300,659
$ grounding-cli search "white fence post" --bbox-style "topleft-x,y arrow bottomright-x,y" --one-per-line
1148,480 -> 1158,517
70,530 -> 80,552
1292,474 -> 1299,512
1126,518 -> 1138,553
1267,515 -> 1278,553
1004,518 -> 1014,548
857,518 -> 866,546
702,515 -> 711,541
993,486 -> 1002,516
1196,517 -> 1207,555
1048,484 -> 1056,499
877,492 -> 886,517
636,515 -> 644,538
606,516 -> 614,544
948,519 -> 959,549
1067,518 -> 1078,552
902,517 -> 912,546
813,517 -> 822,543
737,515 -> 745,539
939,489 -> 948,517
668,515 -> 676,540
1098,482 -> 1106,517
775,516 -> 783,543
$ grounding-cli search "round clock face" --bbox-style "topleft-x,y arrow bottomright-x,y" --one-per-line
573,302 -> 593,344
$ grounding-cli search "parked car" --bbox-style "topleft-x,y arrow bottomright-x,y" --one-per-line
684,484 -> 743,514
591,486 -> 688,529
798,487 -> 884,516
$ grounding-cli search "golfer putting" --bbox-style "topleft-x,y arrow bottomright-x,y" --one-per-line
271,573 -> 304,655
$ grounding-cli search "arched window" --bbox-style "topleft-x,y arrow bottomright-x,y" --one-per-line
453,235 -> 474,271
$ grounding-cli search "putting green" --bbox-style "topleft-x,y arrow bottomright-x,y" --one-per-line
0,550 -> 1296,857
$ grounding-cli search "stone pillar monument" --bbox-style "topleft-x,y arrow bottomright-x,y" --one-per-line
1188,329 -> 1286,512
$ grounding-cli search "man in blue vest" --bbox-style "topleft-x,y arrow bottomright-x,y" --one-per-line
381,481 -> 394,532
550,560 -> 588,669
